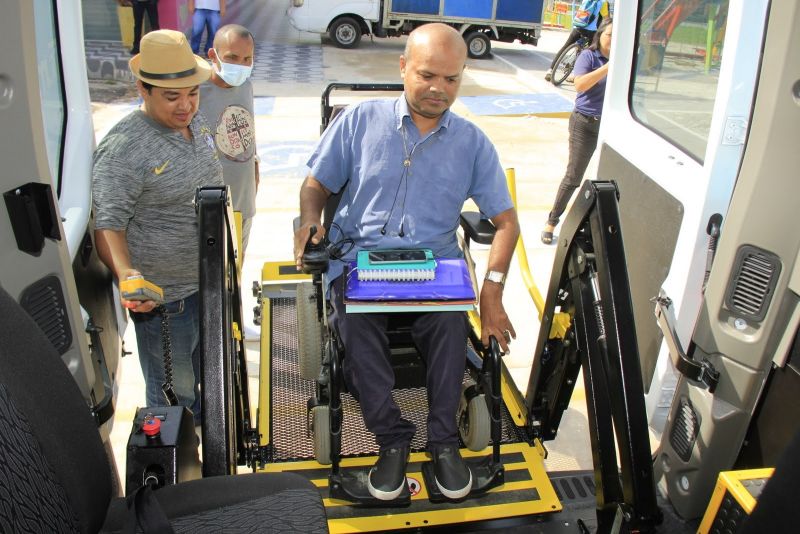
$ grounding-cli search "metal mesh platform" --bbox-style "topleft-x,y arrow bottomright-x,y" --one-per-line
267,297 -> 524,461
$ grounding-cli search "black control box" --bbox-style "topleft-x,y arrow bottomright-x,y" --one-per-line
125,406 -> 202,495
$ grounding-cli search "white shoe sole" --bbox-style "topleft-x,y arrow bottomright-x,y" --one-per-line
367,469 -> 406,501
435,468 -> 473,500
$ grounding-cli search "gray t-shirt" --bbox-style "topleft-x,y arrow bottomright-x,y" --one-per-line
92,110 -> 224,302
199,80 -> 257,219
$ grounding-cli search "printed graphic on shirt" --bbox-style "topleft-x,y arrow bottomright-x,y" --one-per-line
214,105 -> 255,162
199,125 -> 218,157
153,161 -> 169,175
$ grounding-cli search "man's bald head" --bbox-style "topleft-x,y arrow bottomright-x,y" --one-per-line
213,24 -> 254,49
399,23 -> 467,127
403,23 -> 467,64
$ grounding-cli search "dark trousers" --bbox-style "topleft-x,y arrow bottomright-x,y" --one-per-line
547,111 -> 601,227
131,0 -> 160,54
329,275 -> 469,450
549,28 -> 595,70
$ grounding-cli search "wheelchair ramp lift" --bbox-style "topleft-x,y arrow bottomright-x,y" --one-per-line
254,273 -> 561,531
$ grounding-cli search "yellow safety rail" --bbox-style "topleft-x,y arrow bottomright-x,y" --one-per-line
505,169 -> 570,339
258,295 -> 272,447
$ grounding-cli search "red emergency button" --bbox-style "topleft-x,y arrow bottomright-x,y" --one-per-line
143,416 -> 161,437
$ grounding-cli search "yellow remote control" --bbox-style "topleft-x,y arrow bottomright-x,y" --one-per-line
120,275 -> 164,303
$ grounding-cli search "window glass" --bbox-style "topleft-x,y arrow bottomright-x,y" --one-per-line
630,0 -> 729,162
34,0 -> 66,189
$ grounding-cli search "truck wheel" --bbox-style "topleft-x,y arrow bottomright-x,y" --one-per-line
296,281 -> 323,381
330,17 -> 362,49
465,31 -> 491,59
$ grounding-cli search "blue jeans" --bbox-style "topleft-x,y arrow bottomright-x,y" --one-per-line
190,9 -> 221,55
131,292 -> 202,426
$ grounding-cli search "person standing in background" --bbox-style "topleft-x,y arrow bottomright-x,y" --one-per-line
199,24 -> 258,255
544,0 -> 609,82
189,0 -> 226,57
126,0 -> 160,55
541,19 -> 613,244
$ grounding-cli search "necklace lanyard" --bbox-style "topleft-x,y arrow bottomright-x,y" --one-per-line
401,124 -> 413,168
400,121 -> 439,168
381,122 -> 438,237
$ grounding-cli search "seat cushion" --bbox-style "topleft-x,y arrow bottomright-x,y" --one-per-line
0,286 -> 113,533
0,383 -> 80,533
101,472 -> 327,533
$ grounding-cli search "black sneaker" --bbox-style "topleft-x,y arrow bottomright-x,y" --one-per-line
544,69 -> 553,82
367,446 -> 409,500
431,445 -> 472,499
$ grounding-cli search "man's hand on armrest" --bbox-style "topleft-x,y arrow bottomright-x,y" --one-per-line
479,207 -> 520,353
479,282 -> 516,353
295,175 -> 332,270
294,223 -> 327,270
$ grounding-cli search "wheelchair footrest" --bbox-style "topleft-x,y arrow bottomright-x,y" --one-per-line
421,455 -> 505,503
329,468 -> 412,508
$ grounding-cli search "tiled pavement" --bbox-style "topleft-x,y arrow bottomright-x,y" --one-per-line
84,39 -> 323,84
85,40 -> 135,82
252,42 -> 324,83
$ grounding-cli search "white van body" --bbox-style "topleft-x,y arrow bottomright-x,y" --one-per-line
288,0 -> 380,35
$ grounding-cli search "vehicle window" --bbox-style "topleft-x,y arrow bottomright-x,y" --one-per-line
630,0 -> 729,162
34,0 -> 66,190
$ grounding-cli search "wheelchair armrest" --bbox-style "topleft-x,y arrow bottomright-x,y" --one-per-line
460,211 -> 496,245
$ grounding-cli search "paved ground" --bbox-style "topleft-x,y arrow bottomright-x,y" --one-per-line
97,0 -> 600,482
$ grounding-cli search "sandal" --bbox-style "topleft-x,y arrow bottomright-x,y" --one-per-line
541,230 -> 554,245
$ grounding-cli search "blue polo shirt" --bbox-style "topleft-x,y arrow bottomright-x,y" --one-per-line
307,96 -> 513,284
573,48 -> 608,118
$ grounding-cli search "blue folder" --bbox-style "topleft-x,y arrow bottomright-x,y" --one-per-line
345,257 -> 476,302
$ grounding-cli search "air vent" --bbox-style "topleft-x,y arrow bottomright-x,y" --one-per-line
19,276 -> 72,355
670,396 -> 700,462
725,246 -> 781,322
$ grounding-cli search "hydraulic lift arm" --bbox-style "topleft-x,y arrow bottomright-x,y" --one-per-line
196,186 -> 257,477
525,181 -> 662,533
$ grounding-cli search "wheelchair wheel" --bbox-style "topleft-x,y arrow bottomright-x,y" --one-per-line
458,380 -> 491,451
311,405 -> 332,465
296,281 -> 323,381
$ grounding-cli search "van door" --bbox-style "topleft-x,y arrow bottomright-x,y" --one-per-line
0,0 -> 120,436
595,0 -> 769,417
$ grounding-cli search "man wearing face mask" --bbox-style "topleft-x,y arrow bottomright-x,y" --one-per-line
199,24 -> 258,254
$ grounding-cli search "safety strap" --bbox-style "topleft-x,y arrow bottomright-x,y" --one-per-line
123,483 -> 175,534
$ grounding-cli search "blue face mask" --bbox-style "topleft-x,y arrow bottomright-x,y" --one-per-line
212,51 -> 253,87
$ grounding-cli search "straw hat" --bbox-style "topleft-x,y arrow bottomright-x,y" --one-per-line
129,30 -> 211,88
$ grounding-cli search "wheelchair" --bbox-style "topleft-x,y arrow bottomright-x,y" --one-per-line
290,82 -> 527,505
296,217 -> 506,505
252,84 -> 564,530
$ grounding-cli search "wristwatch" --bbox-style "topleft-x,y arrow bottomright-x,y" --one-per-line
484,270 -> 506,288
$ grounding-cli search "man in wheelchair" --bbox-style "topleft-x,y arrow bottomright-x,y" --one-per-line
293,23 -> 519,502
